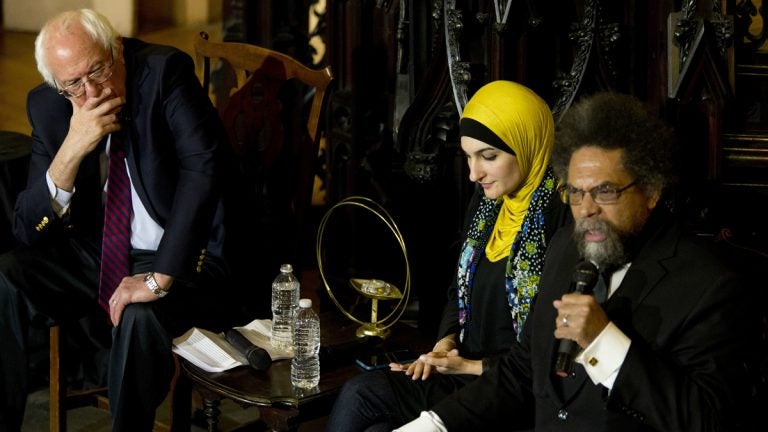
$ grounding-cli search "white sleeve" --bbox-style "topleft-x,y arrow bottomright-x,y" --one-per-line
575,321 -> 631,389
393,411 -> 448,432
46,170 -> 74,217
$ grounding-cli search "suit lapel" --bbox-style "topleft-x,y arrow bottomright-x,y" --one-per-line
605,219 -> 679,315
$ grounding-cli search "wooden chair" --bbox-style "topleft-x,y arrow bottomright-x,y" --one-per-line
48,324 -> 109,432
193,31 -> 333,313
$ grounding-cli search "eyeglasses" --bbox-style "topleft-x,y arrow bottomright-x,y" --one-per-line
558,181 -> 637,205
56,50 -> 114,98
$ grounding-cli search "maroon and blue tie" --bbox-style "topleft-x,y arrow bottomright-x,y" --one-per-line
98,134 -> 132,312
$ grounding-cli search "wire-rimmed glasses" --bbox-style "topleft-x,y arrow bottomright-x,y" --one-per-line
558,181 -> 637,205
56,50 -> 114,99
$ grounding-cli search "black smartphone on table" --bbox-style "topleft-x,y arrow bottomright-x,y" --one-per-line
355,349 -> 420,371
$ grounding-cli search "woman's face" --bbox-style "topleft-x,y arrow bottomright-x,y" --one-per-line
461,136 -> 522,200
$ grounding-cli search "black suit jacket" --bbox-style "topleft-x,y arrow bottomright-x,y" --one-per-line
433,212 -> 756,431
14,38 -> 228,278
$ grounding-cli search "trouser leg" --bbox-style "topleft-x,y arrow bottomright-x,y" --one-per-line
108,302 -> 175,432
107,252 -> 231,432
325,370 -> 402,432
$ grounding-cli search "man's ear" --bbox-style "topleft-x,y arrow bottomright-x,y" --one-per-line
115,37 -> 124,63
646,186 -> 663,210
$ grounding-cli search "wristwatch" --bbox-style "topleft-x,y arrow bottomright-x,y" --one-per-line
144,272 -> 169,298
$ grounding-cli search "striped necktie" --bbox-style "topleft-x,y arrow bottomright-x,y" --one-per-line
98,133 -> 132,312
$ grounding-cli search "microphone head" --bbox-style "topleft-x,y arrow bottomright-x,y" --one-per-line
247,347 -> 272,371
573,260 -> 598,289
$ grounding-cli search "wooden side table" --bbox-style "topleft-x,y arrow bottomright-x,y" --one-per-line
172,310 -> 430,431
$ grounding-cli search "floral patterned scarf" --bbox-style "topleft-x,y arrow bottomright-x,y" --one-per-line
457,167 -> 557,342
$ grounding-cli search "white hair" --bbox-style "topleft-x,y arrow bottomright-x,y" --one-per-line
34,8 -> 119,88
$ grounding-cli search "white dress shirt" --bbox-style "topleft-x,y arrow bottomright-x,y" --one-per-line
46,134 -> 164,250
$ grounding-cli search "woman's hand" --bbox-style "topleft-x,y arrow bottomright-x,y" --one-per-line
389,350 -> 483,380
388,334 -> 460,380
412,349 -> 483,377
389,355 -> 437,380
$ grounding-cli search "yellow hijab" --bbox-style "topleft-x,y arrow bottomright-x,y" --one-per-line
461,81 -> 554,262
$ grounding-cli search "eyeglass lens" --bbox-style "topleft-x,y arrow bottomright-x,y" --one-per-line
562,182 -> 635,205
58,51 -> 114,98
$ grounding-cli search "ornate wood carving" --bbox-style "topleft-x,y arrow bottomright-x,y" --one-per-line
551,0 -> 597,122
445,0 -> 470,114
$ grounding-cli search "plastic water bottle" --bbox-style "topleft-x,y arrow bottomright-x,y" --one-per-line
271,264 -> 300,351
291,298 -> 320,389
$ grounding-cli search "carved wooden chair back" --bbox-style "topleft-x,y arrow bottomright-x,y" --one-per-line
193,32 -> 333,314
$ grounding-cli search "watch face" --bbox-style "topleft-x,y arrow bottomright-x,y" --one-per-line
144,273 -> 166,297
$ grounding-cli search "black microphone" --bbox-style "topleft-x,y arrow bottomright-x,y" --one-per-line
225,328 -> 272,371
554,260 -> 598,378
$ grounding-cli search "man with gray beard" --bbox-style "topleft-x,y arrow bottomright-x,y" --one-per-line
394,92 -> 759,432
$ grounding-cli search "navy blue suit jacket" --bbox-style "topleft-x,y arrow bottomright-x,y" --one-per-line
14,38 -> 228,278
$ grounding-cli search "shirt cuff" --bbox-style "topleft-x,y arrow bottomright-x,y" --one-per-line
393,411 -> 448,432
46,170 -> 73,217
575,321 -> 631,389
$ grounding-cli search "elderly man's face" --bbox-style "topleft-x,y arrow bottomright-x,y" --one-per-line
567,146 -> 660,268
46,23 -> 126,109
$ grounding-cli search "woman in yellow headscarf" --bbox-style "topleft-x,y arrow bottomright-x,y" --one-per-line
326,81 -> 569,432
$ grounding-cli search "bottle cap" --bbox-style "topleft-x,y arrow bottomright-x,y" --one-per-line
299,298 -> 312,308
280,263 -> 293,273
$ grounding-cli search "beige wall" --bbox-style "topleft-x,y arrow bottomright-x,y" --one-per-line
3,0 -> 136,35
3,0 -> 220,35
173,0 -> 221,27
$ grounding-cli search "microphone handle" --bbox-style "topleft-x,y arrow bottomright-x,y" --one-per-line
554,339 -> 577,377
225,328 -> 272,370
554,279 -> 593,377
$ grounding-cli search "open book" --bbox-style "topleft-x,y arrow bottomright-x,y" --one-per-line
172,319 -> 293,373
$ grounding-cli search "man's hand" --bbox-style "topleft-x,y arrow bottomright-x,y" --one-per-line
108,271 -> 173,326
49,89 -> 125,191
553,292 -> 610,348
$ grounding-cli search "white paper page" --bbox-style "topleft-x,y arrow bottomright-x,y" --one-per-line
235,319 -> 293,360
172,319 -> 293,372
172,327 -> 246,372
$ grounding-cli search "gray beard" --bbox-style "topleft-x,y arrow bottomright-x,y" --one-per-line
573,218 -> 630,270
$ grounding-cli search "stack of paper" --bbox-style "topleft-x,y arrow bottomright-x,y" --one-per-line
173,319 -> 293,372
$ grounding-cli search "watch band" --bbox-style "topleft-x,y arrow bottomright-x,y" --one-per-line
144,272 -> 168,298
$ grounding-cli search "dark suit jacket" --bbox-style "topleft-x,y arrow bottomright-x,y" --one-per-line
13,38 -> 228,278
433,211 -> 756,431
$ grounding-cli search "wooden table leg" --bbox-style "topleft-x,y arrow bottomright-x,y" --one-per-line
258,406 -> 300,432
202,397 -> 221,432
